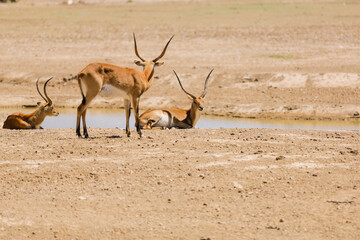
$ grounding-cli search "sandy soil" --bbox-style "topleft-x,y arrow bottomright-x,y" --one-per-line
0,0 -> 360,239
1,128 -> 359,239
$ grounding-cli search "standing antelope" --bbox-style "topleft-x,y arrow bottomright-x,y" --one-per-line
76,33 -> 174,138
3,77 -> 59,129
139,69 -> 213,129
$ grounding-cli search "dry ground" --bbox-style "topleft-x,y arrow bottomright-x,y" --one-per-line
1,128 -> 360,239
0,0 -> 360,239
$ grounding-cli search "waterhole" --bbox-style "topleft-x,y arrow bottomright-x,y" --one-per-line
1,108 -> 359,131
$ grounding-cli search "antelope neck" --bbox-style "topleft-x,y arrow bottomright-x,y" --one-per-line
27,107 -> 47,125
185,102 -> 201,127
143,64 -> 155,83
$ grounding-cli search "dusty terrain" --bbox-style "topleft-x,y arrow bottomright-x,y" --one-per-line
1,128 -> 359,239
0,0 -> 360,239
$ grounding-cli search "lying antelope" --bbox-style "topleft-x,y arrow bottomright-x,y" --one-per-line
3,77 -> 59,129
139,69 -> 213,129
76,33 -> 174,138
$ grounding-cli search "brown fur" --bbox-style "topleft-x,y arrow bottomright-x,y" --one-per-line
3,103 -> 59,129
139,98 -> 204,129
3,77 -> 59,129
139,70 -> 213,129
76,34 -> 174,138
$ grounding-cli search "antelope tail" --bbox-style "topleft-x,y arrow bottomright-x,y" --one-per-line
77,73 -> 86,105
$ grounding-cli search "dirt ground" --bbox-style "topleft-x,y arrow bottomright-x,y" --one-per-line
0,0 -> 360,239
0,128 -> 359,239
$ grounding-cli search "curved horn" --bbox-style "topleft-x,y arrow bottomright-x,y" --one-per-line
152,35 -> 174,62
173,70 -> 196,99
36,77 -> 47,102
200,69 -> 214,98
43,77 -> 54,104
133,33 -> 145,62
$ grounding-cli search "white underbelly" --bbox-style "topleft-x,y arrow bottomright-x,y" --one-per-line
153,112 -> 172,128
99,85 -> 129,99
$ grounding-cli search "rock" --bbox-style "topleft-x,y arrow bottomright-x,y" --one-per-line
233,181 -> 243,189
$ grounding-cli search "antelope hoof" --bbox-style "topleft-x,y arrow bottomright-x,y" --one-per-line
76,130 -> 82,138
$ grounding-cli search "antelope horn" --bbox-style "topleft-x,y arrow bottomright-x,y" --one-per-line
152,35 -> 174,62
36,77 -> 48,102
173,70 -> 196,99
133,33 -> 145,62
200,69 -> 214,98
43,77 -> 54,104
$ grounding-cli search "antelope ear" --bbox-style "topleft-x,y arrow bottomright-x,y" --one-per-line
155,62 -> 164,66
134,60 -> 145,66
187,95 -> 193,100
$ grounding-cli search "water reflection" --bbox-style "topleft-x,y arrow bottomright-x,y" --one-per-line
43,109 -> 360,130
1,108 -> 360,130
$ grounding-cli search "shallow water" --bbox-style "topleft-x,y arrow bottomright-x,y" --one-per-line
2,108 -> 359,131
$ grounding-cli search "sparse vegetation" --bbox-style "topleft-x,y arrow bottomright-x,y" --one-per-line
266,54 -> 295,60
